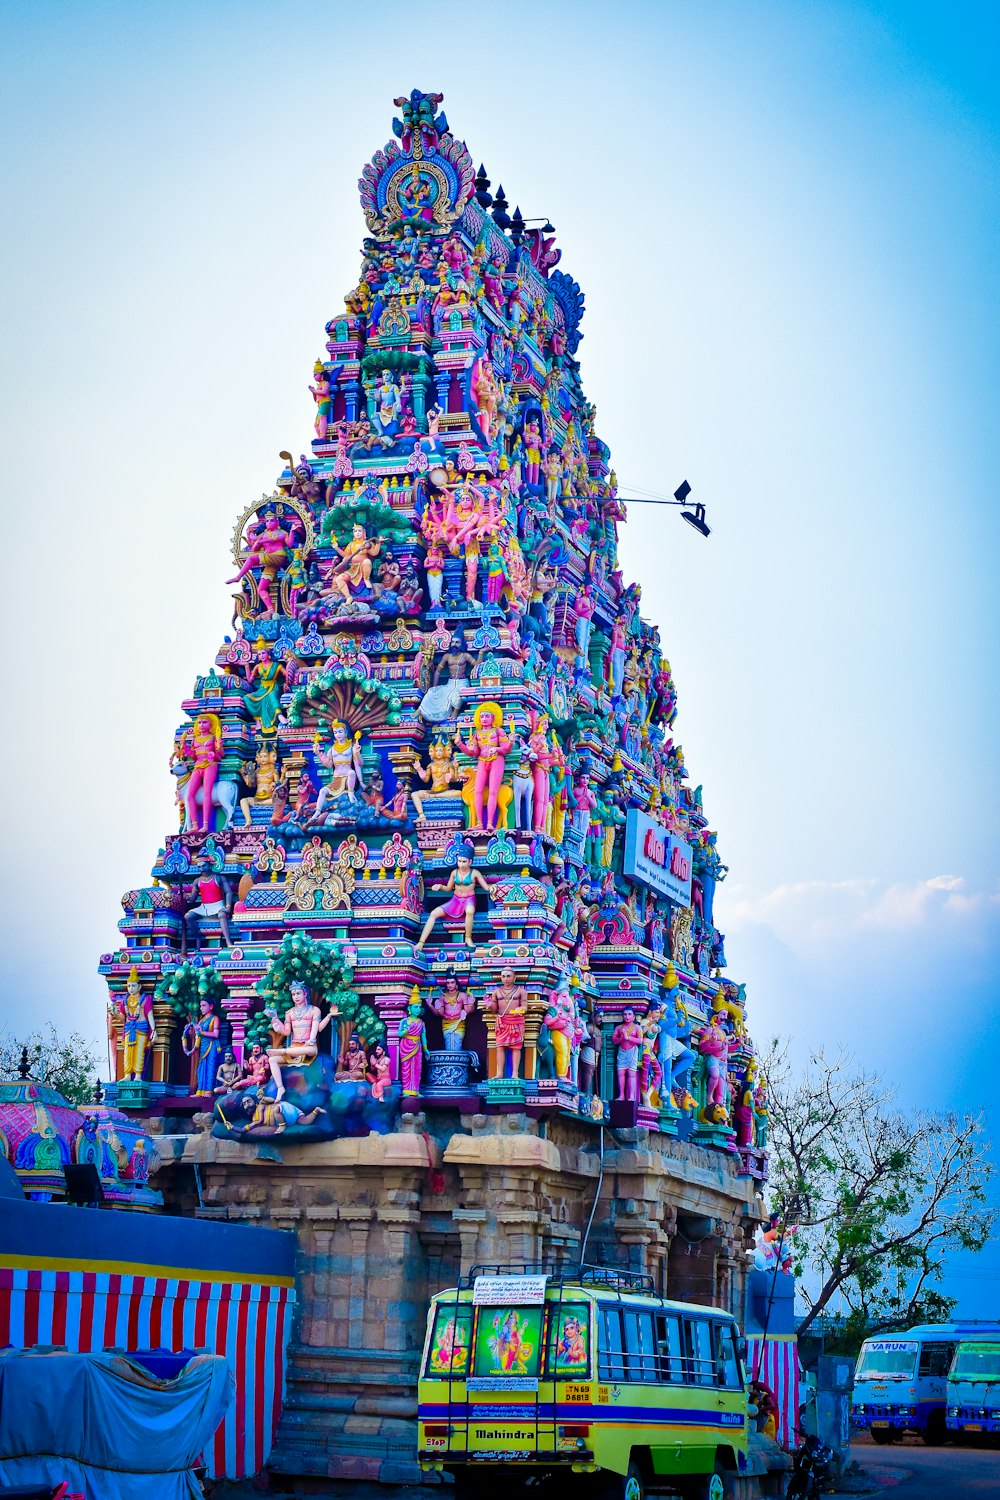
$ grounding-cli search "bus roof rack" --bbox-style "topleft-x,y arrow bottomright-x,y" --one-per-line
463,1262 -> 656,1294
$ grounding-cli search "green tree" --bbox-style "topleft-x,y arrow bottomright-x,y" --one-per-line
0,1024 -> 101,1107
762,1041 -> 994,1337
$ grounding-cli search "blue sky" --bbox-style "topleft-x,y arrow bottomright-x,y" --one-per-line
1,1 -> 997,1309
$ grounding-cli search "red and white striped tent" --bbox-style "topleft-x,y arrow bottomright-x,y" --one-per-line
1,1201 -> 295,1481
747,1333 -> 801,1448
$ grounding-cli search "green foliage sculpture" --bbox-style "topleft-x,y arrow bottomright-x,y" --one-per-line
246,931 -> 385,1050
320,498 -> 412,551
155,962 -> 228,1021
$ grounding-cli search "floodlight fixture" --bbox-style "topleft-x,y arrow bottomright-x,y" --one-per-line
617,479 -> 712,538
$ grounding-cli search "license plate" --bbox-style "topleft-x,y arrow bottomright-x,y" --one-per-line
966,1423 -> 982,1431
871,1421 -> 888,1428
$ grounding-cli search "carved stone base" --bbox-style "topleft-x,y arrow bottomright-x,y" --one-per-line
422,1049 -> 479,1097
115,1079 -> 152,1111
481,1075 -> 526,1105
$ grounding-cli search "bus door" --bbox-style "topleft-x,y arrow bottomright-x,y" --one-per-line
467,1284 -> 547,1459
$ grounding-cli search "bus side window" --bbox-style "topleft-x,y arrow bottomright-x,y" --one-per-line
918,1343 -> 954,1378
685,1318 -> 715,1386
655,1313 -> 683,1383
714,1322 -> 742,1389
599,1305 -> 626,1381
624,1309 -> 657,1382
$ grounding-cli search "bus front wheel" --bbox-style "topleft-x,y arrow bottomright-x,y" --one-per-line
682,1461 -> 734,1500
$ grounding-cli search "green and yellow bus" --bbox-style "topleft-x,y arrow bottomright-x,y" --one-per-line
417,1263 -> 752,1500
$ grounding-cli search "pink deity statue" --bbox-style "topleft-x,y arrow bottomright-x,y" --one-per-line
397,991 -> 428,1096
367,1043 -> 392,1100
527,713 -> 554,833
227,511 -> 303,616
455,702 -> 512,830
542,974 -> 579,1082
181,712 -> 223,832
265,981 -> 321,1100
572,585 -> 596,663
697,1012 -> 738,1114
612,1008 -> 644,1103
415,847 -> 490,950
232,1042 -> 269,1091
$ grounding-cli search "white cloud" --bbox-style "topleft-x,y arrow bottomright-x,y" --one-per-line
720,873 -> 1000,951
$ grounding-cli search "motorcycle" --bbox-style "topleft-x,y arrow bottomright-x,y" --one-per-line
786,1432 -> 836,1499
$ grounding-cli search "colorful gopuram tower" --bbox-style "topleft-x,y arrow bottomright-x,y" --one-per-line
98,91 -> 767,1482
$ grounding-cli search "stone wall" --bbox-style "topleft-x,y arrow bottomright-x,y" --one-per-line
154,1117 -> 761,1485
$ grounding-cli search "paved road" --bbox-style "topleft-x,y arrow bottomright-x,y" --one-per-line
850,1440 -> 1000,1496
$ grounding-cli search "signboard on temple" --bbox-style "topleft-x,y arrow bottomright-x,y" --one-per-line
623,810 -> 693,906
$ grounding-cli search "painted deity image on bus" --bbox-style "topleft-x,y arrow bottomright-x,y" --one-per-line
428,1307 -> 471,1376
550,1306 -> 589,1376
476,1307 -> 541,1378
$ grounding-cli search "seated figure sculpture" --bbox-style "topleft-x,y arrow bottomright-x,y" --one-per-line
266,980 -> 321,1099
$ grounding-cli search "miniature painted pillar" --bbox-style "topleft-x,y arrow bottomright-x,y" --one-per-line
150,1002 -> 176,1084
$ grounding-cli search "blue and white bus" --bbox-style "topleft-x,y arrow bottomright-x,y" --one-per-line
946,1334 -> 1000,1440
852,1322 -> 1000,1445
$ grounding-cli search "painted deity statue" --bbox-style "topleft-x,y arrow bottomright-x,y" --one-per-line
309,721 -> 364,822
181,855 -> 232,957
483,967 -> 528,1080
228,511 -> 304,616
397,990 -> 428,1096
184,999 -> 222,1096
337,1034 -> 368,1082
418,629 -> 478,724
611,1007 -> 644,1103
542,973 -> 579,1083
415,847 -> 489,951
411,735 -> 460,818
697,1011 -> 737,1119
455,701 -> 512,831
572,584 -> 596,664
243,649 -> 286,737
375,368 -> 402,431
214,1049 -> 241,1093
325,524 -> 381,606
367,1043 -> 392,1100
232,1041 -> 269,1091
113,965 -> 157,1081
310,364 -> 332,439
180,712 -> 223,832
265,980 -> 321,1100
429,972 -> 475,1052
240,743 -> 279,827
525,713 -> 554,834
578,1008 -> 603,1095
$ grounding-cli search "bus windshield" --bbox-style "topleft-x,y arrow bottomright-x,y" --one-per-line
473,1305 -> 544,1379
856,1341 -> 917,1380
950,1344 -> 1000,1383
